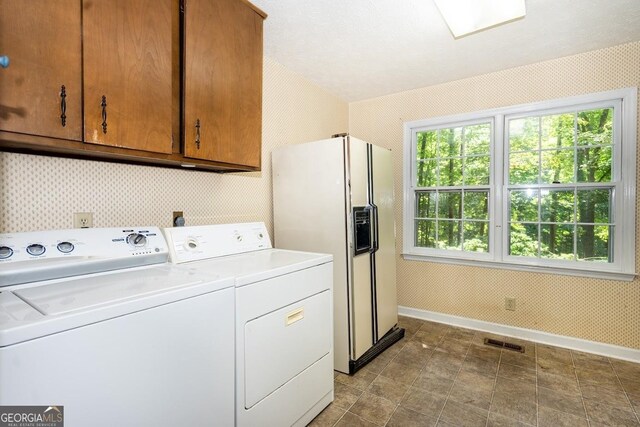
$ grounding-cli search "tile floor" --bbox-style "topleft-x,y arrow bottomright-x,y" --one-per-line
308,316 -> 640,427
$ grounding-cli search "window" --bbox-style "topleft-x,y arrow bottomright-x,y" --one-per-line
403,88 -> 637,280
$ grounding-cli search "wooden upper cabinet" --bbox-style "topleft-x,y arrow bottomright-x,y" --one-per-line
82,0 -> 173,154
184,0 -> 264,168
0,0 -> 82,141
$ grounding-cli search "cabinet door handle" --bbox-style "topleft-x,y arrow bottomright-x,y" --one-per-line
101,95 -> 107,134
0,55 -> 9,68
60,85 -> 67,127
195,119 -> 201,149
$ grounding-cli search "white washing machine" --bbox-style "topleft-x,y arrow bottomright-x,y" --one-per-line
164,222 -> 334,427
0,227 -> 235,427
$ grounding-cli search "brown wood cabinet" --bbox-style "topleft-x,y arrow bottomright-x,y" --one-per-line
183,0 -> 264,168
0,0 -> 83,141
83,0 -> 173,154
0,0 -> 266,172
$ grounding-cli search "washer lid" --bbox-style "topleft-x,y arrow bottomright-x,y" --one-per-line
0,264 -> 235,347
14,264 -> 215,315
180,249 -> 333,287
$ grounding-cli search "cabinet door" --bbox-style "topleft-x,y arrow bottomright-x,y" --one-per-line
83,0 -> 173,154
0,0 -> 82,140
184,0 -> 263,167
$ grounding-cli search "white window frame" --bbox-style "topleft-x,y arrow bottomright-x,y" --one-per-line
403,88 -> 637,281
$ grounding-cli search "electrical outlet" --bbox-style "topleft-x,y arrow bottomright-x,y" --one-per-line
73,212 -> 94,228
505,297 -> 516,311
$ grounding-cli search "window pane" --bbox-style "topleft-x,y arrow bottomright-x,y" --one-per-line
541,149 -> 574,184
438,191 -> 462,219
415,220 -> 436,248
577,146 -> 612,183
577,108 -> 613,146
416,131 -> 437,160
416,191 -> 436,218
439,127 -> 463,157
541,224 -> 575,259
541,190 -> 574,223
464,191 -> 489,220
438,158 -> 463,186
509,117 -> 539,151
463,221 -> 489,252
509,190 -> 538,222
577,225 -> 611,262
416,159 -> 437,186
465,123 -> 490,155
509,151 -> 538,184
577,189 -> 611,224
541,113 -> 575,149
437,220 -> 461,250
509,222 -> 539,257
464,156 -> 490,185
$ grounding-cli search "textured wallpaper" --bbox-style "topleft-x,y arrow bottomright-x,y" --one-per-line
349,41 -> 640,350
0,57 -> 348,234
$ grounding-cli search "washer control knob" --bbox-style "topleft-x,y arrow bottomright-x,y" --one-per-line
26,244 -> 46,256
184,238 -> 198,251
257,232 -> 264,240
57,241 -> 75,253
0,246 -> 13,259
126,233 -> 147,248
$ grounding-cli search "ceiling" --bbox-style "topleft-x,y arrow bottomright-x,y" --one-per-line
251,0 -> 640,102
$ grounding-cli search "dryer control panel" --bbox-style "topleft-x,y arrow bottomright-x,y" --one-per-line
164,222 -> 272,264
0,227 -> 168,287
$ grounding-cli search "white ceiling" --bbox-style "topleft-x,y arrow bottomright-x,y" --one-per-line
251,0 -> 640,102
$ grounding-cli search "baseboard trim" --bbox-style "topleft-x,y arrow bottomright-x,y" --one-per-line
398,306 -> 640,363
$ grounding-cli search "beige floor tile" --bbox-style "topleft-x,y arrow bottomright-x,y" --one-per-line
490,390 -> 537,425
335,411 -> 379,427
536,357 -> 576,377
500,350 -> 536,369
335,368 -> 378,391
537,370 -> 580,394
462,355 -> 499,377
537,405 -> 588,427
584,399 -> 639,427
308,402 -> 347,427
366,374 -> 410,404
611,359 -> 640,380
467,343 -> 502,362
580,382 -> 630,408
497,362 -> 536,383
379,360 -> 421,385
386,406 -> 437,427
333,381 -> 363,410
576,367 -> 621,388
537,386 -> 587,418
438,399 -> 489,427
412,368 -> 454,396
349,391 -> 396,426
400,387 -> 447,418
486,411 -> 533,426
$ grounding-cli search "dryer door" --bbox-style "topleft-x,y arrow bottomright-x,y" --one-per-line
244,289 -> 331,409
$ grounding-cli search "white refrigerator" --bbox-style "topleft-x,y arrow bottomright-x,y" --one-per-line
272,134 -> 404,374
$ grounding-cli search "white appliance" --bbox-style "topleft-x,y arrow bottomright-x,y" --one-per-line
273,134 -> 404,374
0,227 -> 235,427
163,222 -> 334,427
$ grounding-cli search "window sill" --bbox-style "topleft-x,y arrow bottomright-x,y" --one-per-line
402,253 -> 637,282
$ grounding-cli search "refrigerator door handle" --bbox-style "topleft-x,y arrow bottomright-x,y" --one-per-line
371,203 -> 379,253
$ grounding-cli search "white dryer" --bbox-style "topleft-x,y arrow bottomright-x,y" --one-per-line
164,222 -> 334,427
0,227 -> 235,427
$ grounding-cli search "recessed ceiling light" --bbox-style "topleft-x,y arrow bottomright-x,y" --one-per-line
434,0 -> 526,38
